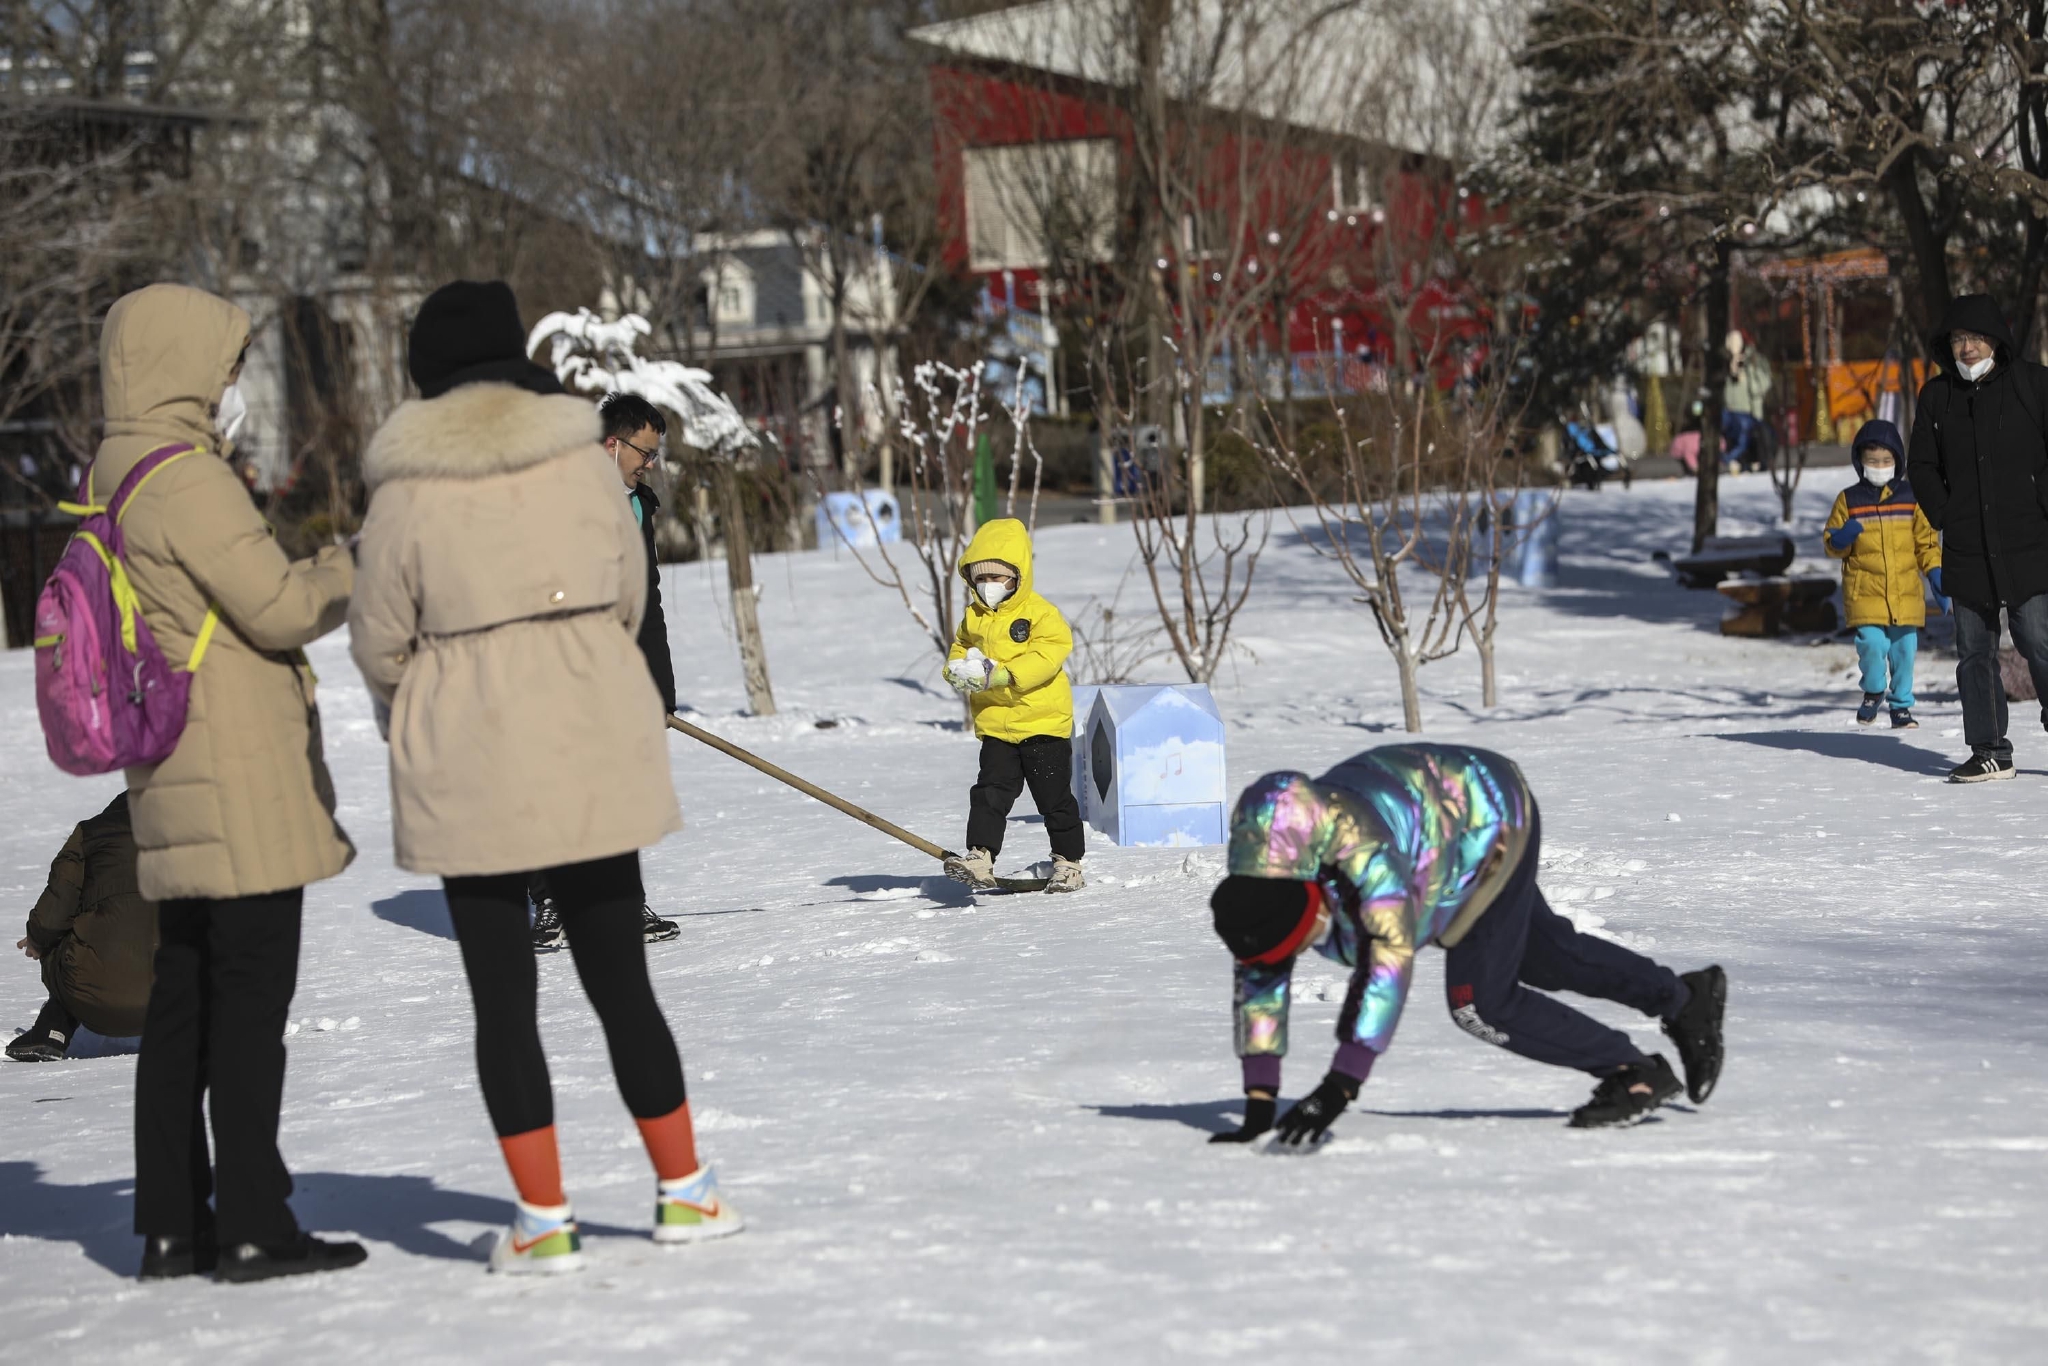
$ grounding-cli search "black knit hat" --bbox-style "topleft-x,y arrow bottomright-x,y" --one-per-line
1210,875 -> 1316,961
407,279 -> 563,399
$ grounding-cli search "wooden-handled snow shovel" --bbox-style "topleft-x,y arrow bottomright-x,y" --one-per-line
664,715 -> 1049,891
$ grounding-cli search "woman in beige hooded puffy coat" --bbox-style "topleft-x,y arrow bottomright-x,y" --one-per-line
93,284 -> 366,1283
348,281 -> 740,1275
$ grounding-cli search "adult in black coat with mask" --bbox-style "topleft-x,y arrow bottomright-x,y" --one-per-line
1906,293 -> 2048,781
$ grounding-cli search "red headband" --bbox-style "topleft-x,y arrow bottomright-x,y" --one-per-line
1241,881 -> 1326,965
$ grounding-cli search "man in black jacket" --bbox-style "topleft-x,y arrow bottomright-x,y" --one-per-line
529,391 -> 683,946
1906,294 -> 2048,782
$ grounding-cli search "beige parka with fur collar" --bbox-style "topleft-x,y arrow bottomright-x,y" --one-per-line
94,284 -> 357,901
347,381 -> 682,876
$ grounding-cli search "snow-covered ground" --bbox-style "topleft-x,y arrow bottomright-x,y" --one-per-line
3,476 -> 2044,1363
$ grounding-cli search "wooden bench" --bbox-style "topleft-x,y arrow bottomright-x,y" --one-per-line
1716,575 -> 1839,637
1666,533 -> 1797,589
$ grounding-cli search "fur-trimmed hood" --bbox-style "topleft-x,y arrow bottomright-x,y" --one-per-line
364,382 -> 601,490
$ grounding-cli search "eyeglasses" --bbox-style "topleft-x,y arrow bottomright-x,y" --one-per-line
615,436 -> 660,464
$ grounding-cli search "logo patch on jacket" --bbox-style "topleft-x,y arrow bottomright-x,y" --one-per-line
1010,619 -> 1031,643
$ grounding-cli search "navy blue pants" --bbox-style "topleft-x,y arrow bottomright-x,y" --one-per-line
1443,811 -> 1687,1076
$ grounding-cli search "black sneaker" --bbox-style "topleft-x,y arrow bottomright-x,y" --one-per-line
1949,754 -> 2017,783
641,905 -> 681,943
1890,707 -> 1918,730
1855,692 -> 1884,725
139,1232 -> 219,1280
1662,966 -> 1726,1104
215,1233 -> 367,1284
1568,1055 -> 1683,1129
531,897 -> 565,951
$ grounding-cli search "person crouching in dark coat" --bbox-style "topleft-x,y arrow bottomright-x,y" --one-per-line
1906,294 -> 2048,783
9,793 -> 157,1062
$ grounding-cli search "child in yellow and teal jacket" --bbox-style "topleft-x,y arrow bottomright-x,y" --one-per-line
1823,418 -> 1942,729
940,518 -> 1084,893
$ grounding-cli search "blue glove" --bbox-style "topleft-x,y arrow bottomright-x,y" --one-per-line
1928,568 -> 1944,596
1827,518 -> 1864,551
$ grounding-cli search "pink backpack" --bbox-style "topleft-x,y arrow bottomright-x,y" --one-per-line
33,445 -> 221,775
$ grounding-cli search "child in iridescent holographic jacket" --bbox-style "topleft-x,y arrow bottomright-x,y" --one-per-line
1206,744 -> 1727,1138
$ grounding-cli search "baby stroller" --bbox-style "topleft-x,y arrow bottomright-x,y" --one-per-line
1563,419 -> 1629,491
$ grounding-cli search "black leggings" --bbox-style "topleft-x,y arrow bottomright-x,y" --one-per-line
444,852 -> 684,1138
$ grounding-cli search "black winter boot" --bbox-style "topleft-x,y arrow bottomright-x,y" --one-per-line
1568,1055 -> 1682,1129
6,998 -> 76,1062
215,1234 -> 367,1284
1663,965 -> 1727,1103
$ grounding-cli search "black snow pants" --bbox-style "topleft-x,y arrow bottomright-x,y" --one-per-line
965,735 -> 1085,861
134,889 -> 304,1245
1442,809 -> 1687,1076
443,851 -> 685,1138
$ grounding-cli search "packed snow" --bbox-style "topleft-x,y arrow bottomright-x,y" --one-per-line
3,476 -> 2044,1362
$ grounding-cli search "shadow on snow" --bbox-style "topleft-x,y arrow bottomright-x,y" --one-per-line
369,889 -> 455,941
0,1162 -> 643,1278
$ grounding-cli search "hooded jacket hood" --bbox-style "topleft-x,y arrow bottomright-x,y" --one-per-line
1849,418 -> 1905,480
94,284 -> 250,493
958,517 -> 1036,607
1933,294 -> 2018,377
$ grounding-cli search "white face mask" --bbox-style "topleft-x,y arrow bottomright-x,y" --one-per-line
1960,356 -> 1995,382
976,580 -> 1013,609
1863,460 -> 1895,484
216,381 -> 248,442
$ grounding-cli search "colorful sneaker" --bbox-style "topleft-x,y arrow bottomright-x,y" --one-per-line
1855,692 -> 1883,725
653,1165 -> 745,1245
488,1200 -> 585,1275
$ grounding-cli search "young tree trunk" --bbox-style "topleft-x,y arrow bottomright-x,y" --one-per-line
719,465 -> 777,716
1396,645 -> 1423,733
1694,240 -> 1733,554
1479,635 -> 1497,710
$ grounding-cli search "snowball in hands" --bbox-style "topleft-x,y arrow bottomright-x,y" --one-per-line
947,649 -> 993,695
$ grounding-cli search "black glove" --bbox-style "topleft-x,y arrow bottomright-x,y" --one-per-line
1271,1071 -> 1360,1147
1208,1096 -> 1277,1144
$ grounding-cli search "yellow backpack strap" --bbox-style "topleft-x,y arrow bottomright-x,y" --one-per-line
182,605 -> 221,673
115,446 -> 202,523
73,531 -> 143,654
57,459 -> 105,517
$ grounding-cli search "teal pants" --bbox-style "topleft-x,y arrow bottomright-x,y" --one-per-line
1853,624 -> 1918,708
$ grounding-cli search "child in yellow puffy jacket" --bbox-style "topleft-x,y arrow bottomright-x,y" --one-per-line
1822,418 -> 1942,730
941,518 -> 1084,893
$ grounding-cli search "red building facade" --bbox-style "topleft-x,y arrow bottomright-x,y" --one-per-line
918,27 -> 1492,392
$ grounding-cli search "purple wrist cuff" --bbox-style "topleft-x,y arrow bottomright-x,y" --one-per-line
1241,1055 -> 1282,1093
1330,1041 -> 1378,1086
